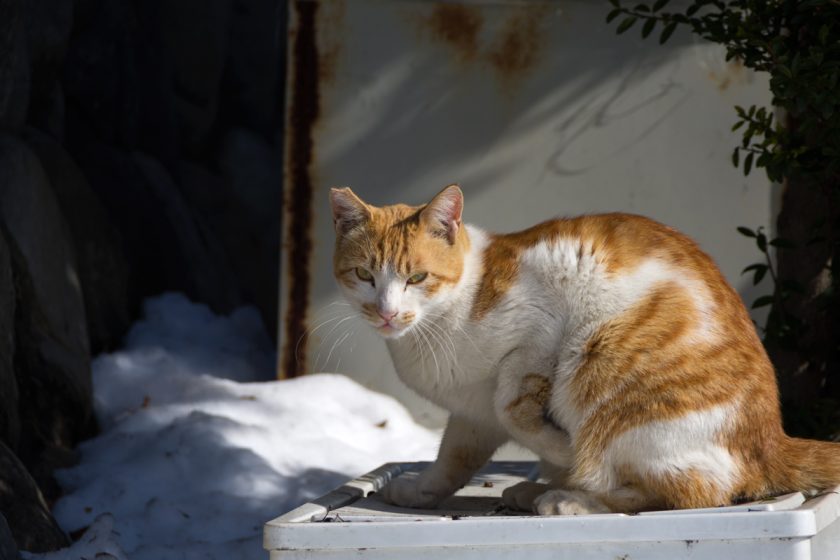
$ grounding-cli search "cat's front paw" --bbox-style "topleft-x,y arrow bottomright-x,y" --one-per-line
533,489 -> 611,516
380,476 -> 447,509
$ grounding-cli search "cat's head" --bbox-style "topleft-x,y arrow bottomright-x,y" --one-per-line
330,185 -> 468,339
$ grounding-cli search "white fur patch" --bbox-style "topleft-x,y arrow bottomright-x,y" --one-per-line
582,402 -> 739,493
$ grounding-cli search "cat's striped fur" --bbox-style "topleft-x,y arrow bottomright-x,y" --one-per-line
330,184 -> 840,514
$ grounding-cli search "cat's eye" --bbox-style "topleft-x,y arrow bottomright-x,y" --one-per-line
355,267 -> 374,284
407,272 -> 428,285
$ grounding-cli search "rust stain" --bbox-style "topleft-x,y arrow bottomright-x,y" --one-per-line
282,0 -> 321,379
708,58 -> 747,92
423,3 -> 483,63
415,3 -> 551,93
486,6 -> 550,87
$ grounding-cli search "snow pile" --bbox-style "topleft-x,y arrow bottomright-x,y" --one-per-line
22,515 -> 128,560
42,293 -> 439,559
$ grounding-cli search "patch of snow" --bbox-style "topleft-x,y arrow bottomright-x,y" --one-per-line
32,293 -> 439,559
21,515 -> 127,560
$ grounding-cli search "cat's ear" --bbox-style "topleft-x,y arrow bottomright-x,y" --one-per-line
420,184 -> 463,244
330,187 -> 371,235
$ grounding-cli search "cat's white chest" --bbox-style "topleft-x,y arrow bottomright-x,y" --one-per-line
387,324 -> 502,420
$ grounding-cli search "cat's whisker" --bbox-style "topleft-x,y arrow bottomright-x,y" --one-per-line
416,323 -> 440,379
415,313 -> 463,375
420,321 -> 458,378
409,330 -> 424,367
422,310 -> 478,354
323,327 -> 354,372
295,311 -> 351,366
421,322 -> 452,383
422,318 -> 459,366
314,315 -> 355,371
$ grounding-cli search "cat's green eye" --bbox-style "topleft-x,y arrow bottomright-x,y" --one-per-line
407,272 -> 428,285
355,267 -> 374,283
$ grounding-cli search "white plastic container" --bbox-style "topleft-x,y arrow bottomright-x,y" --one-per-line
264,462 -> 840,559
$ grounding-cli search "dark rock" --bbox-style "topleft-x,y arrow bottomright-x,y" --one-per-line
22,0 -> 73,65
23,0 -> 72,140
157,0 -> 233,153
69,141 -> 181,312
65,0 -> 198,162
0,0 -> 30,131
220,0 -> 285,139
71,142 -> 243,315
132,153 -> 241,312
21,128 -> 131,354
0,441 -> 68,552
217,128 -> 281,336
0,230 -> 19,450
26,76 -> 65,141
65,0 -> 235,158
0,134 -> 93,496
0,513 -> 18,560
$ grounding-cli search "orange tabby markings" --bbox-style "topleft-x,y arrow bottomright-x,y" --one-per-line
331,185 -> 840,515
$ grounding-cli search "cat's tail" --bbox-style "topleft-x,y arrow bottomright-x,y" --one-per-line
772,436 -> 840,493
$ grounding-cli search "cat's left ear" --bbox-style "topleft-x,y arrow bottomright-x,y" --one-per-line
420,184 -> 463,245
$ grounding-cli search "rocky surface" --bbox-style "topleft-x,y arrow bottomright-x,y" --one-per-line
21,128 -> 131,354
0,230 -> 18,451
0,441 -> 68,552
0,513 -> 19,560
0,0 -> 30,131
0,0 -> 284,551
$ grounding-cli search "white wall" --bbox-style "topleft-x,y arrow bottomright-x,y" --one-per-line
280,0 -> 776,427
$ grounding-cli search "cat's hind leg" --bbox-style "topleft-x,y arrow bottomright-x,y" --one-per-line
533,485 -> 657,515
532,467 -> 734,515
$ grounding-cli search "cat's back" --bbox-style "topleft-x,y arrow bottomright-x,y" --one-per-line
473,212 -> 757,349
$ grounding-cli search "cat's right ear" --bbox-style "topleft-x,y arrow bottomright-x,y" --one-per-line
330,187 -> 371,235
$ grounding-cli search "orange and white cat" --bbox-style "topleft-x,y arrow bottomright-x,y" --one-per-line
330,184 -> 840,514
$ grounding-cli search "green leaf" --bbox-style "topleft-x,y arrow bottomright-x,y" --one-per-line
742,263 -> 765,274
732,147 -> 740,168
737,226 -> 756,238
642,18 -> 657,38
633,3 -> 651,12
731,120 -> 745,131
753,266 -> 767,285
652,0 -> 670,11
819,24 -> 830,45
743,151 -> 754,175
609,0 -> 620,7
752,295 -> 774,309
607,8 -> 622,23
617,16 -> 638,34
659,21 -> 678,44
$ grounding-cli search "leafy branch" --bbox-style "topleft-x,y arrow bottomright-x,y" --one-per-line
607,0 -> 840,185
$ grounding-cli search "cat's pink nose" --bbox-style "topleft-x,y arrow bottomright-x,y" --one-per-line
377,309 -> 398,322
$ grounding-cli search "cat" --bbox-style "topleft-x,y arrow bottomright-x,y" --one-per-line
329,184 -> 840,515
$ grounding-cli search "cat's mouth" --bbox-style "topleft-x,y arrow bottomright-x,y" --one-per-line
375,320 -> 410,339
